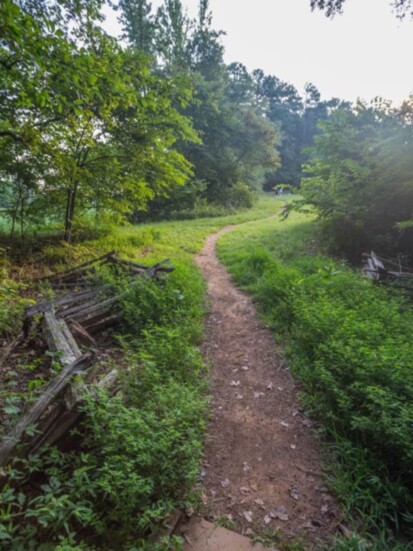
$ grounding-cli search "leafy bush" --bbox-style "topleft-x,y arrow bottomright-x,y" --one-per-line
299,103 -> 413,262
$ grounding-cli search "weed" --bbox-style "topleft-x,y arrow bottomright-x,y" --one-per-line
216,516 -> 237,531
252,526 -> 281,546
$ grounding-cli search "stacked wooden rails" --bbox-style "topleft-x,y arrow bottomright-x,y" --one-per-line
0,252 -> 174,469
362,251 -> 413,294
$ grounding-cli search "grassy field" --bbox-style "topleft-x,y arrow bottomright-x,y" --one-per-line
217,212 -> 413,551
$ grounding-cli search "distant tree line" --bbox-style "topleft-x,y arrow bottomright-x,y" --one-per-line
1,0 -> 412,259
0,0 -> 340,239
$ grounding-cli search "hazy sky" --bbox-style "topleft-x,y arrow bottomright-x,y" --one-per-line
103,0 -> 413,105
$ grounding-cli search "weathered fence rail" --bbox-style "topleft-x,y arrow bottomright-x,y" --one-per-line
0,252 -> 174,470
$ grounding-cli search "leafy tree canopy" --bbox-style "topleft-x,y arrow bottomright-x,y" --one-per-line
311,0 -> 413,19
298,99 -> 413,258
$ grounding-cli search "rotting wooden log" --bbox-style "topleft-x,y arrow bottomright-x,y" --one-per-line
57,293 -> 106,319
362,252 -> 413,288
109,256 -> 174,274
0,354 -> 92,468
67,319 -> 97,347
26,288 -> 104,318
75,311 -> 114,329
62,294 -> 118,322
43,310 -> 81,368
31,368 -> 118,454
51,281 -> 91,290
84,313 -> 123,333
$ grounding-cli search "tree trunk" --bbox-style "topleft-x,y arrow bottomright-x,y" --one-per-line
63,181 -> 78,242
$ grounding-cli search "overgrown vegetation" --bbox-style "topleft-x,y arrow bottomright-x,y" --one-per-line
293,99 -> 413,262
1,0 -> 351,240
0,197 -> 280,550
218,210 -> 413,550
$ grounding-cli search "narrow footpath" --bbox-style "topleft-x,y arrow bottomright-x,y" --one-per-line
182,226 -> 340,550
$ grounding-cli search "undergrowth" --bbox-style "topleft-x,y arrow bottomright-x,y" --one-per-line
217,212 -> 413,550
0,196 -> 282,550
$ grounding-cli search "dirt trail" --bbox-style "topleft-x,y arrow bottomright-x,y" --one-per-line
193,226 -> 340,549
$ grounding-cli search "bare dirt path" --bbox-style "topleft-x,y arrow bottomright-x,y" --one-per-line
191,225 -> 340,549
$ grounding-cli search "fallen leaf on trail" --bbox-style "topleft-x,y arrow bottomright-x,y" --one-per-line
270,506 -> 289,521
241,365 -> 249,371
254,391 -> 265,398
277,386 -> 284,391
243,462 -> 251,472
264,515 -> 272,525
221,479 -> 230,488
280,421 -> 289,428
290,444 -> 296,450
254,499 -> 265,507
230,380 -> 240,387
267,382 -> 274,390
240,487 -> 250,494
236,393 -> 244,399
290,487 -> 299,501
243,511 -> 253,523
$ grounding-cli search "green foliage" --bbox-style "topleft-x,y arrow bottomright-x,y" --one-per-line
299,100 -> 413,260
1,1 -> 198,241
0,175 -> 280,549
119,1 -> 281,207
0,267 -> 33,336
311,0 -> 413,20
218,211 -> 413,546
0,257 -> 206,550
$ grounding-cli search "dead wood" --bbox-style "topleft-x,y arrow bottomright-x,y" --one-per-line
63,295 -> 119,322
26,288 -> 105,318
36,251 -> 116,283
67,319 -> 97,347
83,313 -> 123,333
43,310 -> 81,368
0,252 -> 175,472
0,354 -> 92,467
31,368 -> 119,454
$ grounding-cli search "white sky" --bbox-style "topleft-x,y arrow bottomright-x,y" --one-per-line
102,0 -> 413,105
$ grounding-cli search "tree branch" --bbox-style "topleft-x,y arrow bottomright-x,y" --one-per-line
0,130 -> 21,142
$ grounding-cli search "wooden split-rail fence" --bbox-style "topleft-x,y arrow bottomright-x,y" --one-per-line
362,251 -> 413,294
0,252 -> 173,469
